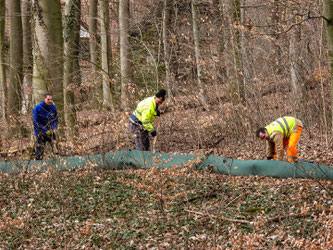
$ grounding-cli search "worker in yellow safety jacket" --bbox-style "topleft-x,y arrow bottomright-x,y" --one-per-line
129,89 -> 166,151
256,116 -> 303,162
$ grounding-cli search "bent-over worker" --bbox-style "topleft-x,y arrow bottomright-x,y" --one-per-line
129,89 -> 166,151
33,93 -> 59,160
256,116 -> 303,162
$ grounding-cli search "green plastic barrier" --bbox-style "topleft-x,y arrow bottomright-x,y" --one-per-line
202,155 -> 333,180
0,150 -> 199,173
0,150 -> 332,180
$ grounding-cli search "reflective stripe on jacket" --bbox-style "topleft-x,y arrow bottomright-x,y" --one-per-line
132,96 -> 157,132
265,116 -> 296,138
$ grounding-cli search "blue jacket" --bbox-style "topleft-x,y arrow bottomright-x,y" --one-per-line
33,101 -> 58,136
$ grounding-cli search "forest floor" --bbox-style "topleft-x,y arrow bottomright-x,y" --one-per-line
0,88 -> 332,248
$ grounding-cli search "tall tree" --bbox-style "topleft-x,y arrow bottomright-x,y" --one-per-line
8,0 -> 23,115
163,0 -> 173,99
22,0 -> 33,114
119,0 -> 131,110
32,1 -> 64,119
89,0 -> 102,103
63,0 -> 80,138
191,0 -> 208,109
323,0 -> 333,134
289,15 -> 304,107
89,0 -> 99,73
271,0 -> 283,75
0,0 -> 7,120
214,0 -> 227,84
99,0 -> 114,110
229,0 -> 245,104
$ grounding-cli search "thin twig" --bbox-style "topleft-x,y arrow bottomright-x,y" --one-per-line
264,209 -> 331,224
177,192 -> 218,206
184,209 -> 250,224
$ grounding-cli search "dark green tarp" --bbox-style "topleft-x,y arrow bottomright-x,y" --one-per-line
0,150 -> 332,180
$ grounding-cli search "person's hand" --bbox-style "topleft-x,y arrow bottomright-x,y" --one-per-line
45,130 -> 53,136
150,129 -> 157,137
267,156 -> 273,160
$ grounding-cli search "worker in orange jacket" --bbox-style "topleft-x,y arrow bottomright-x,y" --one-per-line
256,116 -> 303,162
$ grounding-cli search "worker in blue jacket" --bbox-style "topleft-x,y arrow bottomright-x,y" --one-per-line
33,93 -> 59,160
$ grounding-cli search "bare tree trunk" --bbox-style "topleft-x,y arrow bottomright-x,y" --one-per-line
323,0 -> 333,135
229,0 -> 245,104
163,0 -> 173,99
119,0 -> 131,110
64,0 -> 80,139
89,0 -> 102,105
99,0 -> 114,110
8,0 -> 23,115
214,0 -> 227,84
271,0 -> 283,75
289,16 -> 304,107
240,0 -> 248,102
191,0 -> 208,109
119,0 -> 132,110
0,0 -> 7,120
89,0 -> 99,72
32,0 -> 64,122
22,0 -> 33,114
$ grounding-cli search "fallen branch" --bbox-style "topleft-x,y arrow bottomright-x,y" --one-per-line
265,213 -> 311,224
264,209 -> 331,224
184,209 -> 251,224
177,192 -> 218,206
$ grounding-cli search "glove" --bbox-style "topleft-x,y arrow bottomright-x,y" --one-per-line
150,129 -> 157,137
267,156 -> 273,160
45,130 -> 53,136
156,109 -> 160,117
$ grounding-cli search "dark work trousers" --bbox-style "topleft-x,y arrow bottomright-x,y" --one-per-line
35,133 -> 57,160
130,122 -> 150,151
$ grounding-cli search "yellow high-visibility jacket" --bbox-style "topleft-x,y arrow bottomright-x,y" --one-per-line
132,96 -> 158,132
265,116 -> 303,160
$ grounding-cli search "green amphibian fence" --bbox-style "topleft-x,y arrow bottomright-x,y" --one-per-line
0,150 -> 332,180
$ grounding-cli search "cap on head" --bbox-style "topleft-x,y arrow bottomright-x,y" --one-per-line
155,89 -> 166,100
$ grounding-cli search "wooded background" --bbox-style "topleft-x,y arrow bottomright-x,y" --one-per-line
0,0 -> 333,147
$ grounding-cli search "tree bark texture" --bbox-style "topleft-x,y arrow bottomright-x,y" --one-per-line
271,0 -> 283,75
289,16 -> 304,107
191,0 -> 208,108
0,0 -> 7,120
8,0 -> 23,115
99,0 -> 114,110
119,0 -> 131,110
32,0 -> 64,117
88,0 -> 103,105
323,0 -> 333,134
163,0 -> 174,99
64,0 -> 80,138
89,0 -> 99,72
229,0 -> 245,104
22,0 -> 33,113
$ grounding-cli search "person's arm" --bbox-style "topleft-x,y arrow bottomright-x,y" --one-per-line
265,140 -> 274,159
33,107 -> 44,134
51,106 -> 58,130
271,133 -> 284,160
